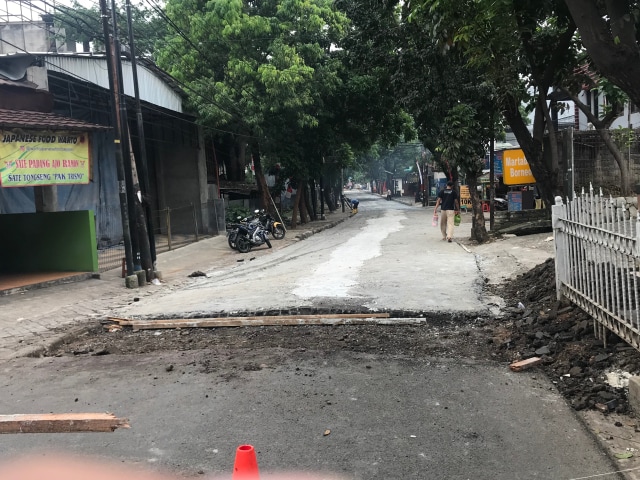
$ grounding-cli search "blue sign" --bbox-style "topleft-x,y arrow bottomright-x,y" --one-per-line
484,154 -> 504,175
494,153 -> 503,175
508,191 -> 522,211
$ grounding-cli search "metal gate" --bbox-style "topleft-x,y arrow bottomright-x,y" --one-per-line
552,186 -> 640,349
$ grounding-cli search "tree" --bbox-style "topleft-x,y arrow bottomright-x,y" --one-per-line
158,0 -> 415,224
438,103 -> 495,242
559,72 -> 632,195
334,0 -> 502,243
417,0 -> 579,210
157,0 -> 349,210
564,1 -> 640,109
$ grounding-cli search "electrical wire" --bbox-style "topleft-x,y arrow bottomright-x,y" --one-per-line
142,0 -> 266,109
1,0 -> 250,125
5,0 -> 323,136
0,2 -> 260,139
0,0 -> 325,144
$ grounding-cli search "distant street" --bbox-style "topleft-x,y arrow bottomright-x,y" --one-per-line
0,194 -> 617,480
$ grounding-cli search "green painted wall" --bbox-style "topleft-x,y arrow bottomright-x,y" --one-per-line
0,210 -> 98,273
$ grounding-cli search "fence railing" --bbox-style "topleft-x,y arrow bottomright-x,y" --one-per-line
552,186 -> 640,349
96,199 -> 226,273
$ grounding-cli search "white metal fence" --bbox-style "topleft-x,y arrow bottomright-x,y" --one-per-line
552,187 -> 640,349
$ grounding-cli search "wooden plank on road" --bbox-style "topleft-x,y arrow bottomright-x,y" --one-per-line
0,413 -> 130,433
107,313 -> 433,330
509,357 -> 542,372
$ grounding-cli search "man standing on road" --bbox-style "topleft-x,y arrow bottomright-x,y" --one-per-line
433,180 -> 460,242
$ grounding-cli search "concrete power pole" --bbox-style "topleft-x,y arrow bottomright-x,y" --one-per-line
99,0 -> 135,281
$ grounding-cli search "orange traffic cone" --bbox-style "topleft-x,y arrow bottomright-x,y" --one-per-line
232,444 -> 260,480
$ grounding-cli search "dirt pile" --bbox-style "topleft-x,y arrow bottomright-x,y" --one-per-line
490,258 -> 640,415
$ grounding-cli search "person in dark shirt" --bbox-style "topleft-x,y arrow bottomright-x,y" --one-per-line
433,180 -> 460,242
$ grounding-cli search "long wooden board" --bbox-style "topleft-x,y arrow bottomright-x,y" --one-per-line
107,314 -> 431,331
0,413 -> 130,434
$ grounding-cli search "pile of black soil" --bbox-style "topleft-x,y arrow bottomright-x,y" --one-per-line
489,258 -> 640,416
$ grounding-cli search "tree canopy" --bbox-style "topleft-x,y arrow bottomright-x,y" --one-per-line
51,0 -> 640,236
564,1 -> 640,109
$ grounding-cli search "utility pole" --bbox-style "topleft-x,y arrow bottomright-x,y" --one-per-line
489,108 -> 495,231
125,0 -> 156,275
99,0 -> 134,279
109,0 -> 145,276
320,157 -> 325,219
341,167 -> 345,212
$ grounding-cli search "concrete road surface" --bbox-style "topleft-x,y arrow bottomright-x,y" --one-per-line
115,195 -> 488,318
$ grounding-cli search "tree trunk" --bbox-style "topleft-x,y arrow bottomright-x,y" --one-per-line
309,179 -> 318,220
323,186 -> 336,212
600,129 -> 632,196
299,179 -> 310,224
503,95 -> 557,210
291,187 -> 300,229
250,142 -> 271,210
467,174 -> 489,244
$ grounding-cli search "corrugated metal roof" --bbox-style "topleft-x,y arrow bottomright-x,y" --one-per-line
0,108 -> 110,130
40,54 -> 184,113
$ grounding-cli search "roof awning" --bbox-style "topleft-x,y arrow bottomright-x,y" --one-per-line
0,108 -> 110,131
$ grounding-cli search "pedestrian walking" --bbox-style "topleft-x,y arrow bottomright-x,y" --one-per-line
433,180 -> 460,242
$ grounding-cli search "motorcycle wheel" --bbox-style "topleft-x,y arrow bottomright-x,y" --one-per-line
264,237 -> 272,249
227,232 -> 238,249
272,225 -> 285,240
236,236 -> 252,253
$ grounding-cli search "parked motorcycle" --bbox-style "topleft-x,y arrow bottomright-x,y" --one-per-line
494,197 -> 508,211
235,220 -> 272,253
227,210 -> 284,251
227,217 -> 244,250
257,210 -> 286,239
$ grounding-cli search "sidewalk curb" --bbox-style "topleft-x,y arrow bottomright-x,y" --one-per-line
294,214 -> 351,240
0,272 -> 97,297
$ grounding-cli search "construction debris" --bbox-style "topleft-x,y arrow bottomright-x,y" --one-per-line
509,357 -> 542,372
0,413 -> 130,434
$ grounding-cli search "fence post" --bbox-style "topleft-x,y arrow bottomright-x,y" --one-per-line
166,207 -> 172,251
552,195 -> 566,301
192,203 -> 199,242
636,185 -> 640,258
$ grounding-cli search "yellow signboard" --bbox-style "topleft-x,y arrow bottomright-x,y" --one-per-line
0,130 -> 91,187
459,185 -> 472,210
503,149 -> 536,185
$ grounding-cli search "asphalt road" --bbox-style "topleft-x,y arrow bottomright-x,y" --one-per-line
0,348 -> 617,479
0,194 -> 620,479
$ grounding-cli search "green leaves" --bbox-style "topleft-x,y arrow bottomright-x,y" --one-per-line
439,104 -> 487,177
